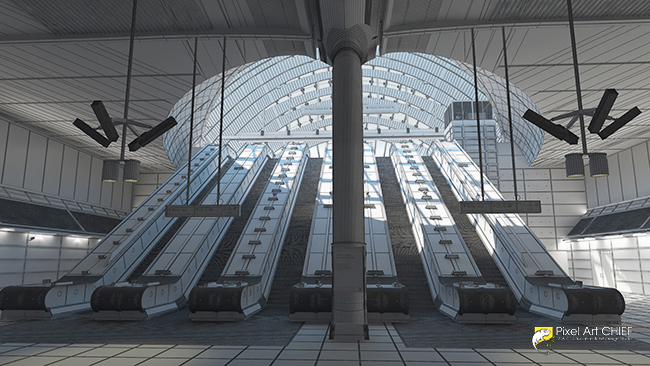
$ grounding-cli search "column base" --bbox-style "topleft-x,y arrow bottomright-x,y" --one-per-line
329,322 -> 369,341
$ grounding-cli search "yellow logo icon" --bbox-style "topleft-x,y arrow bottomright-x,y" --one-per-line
532,327 -> 554,354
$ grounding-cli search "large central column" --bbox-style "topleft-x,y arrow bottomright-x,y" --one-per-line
322,20 -> 376,340
331,45 -> 367,340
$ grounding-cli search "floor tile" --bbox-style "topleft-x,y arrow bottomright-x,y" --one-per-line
361,362 -> 404,366
0,356 -> 26,366
137,358 -> 188,366
400,351 -> 445,362
181,359 -> 229,366
154,348 -> 205,358
0,347 -> 22,355
318,350 -> 359,360
293,335 -> 326,342
404,362 -> 449,366
321,342 -> 358,350
92,357 -> 148,366
316,361 -> 360,366
285,342 -> 322,350
117,347 -> 167,358
1,346 -> 57,356
273,360 -> 316,366
276,349 -> 320,360
236,348 -> 282,359
359,350 -> 402,361
78,347 -> 131,357
48,357 -> 106,366
228,360 -> 275,366
438,351 -> 487,362
38,347 -> 93,357
479,352 -> 532,363
4,356 -> 65,365
561,352 -> 624,364
195,348 -> 244,359
359,342 -> 397,350
174,345 -> 211,349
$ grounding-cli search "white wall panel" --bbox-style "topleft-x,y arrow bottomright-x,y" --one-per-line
42,140 -> 64,196
584,167 -> 598,208
607,155 -> 623,203
632,143 -> 650,197
617,148 -> 637,201
100,180 -> 113,207
121,181 -> 133,212
594,176 -> 610,206
111,168 -> 124,209
23,132 -> 48,192
88,156 -> 103,204
2,124 -> 29,187
59,145 -> 78,199
0,231 -> 97,289
74,152 -> 91,202
0,117 -> 132,213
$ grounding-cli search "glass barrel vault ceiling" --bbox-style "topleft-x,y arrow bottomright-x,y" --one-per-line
163,52 -> 543,168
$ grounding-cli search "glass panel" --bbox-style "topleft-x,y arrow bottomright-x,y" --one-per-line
463,102 -> 472,119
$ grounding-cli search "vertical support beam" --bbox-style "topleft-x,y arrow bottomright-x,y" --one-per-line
567,0 -> 588,155
331,47 -> 368,340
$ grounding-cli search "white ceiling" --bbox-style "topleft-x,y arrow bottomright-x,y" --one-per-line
1,0 -> 649,171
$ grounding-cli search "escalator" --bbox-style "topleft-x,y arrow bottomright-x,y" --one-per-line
265,158 -> 323,311
376,157 -> 436,313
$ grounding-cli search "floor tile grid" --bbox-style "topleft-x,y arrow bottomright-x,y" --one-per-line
621,293 -> 650,344
0,343 -> 253,366
384,323 -> 407,366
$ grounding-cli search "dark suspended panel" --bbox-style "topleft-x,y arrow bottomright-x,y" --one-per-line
70,211 -> 122,234
566,217 -> 594,237
0,198 -> 81,231
568,207 -> 650,238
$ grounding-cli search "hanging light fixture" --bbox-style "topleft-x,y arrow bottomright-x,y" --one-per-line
565,153 -> 584,178
589,153 -> 609,177
123,159 -> 140,182
102,160 -> 120,182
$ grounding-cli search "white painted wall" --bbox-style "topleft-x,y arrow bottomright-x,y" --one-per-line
0,230 -> 100,289
0,116 -> 132,212
564,233 -> 650,295
584,140 -> 650,208
496,143 -> 587,256
131,172 -> 173,211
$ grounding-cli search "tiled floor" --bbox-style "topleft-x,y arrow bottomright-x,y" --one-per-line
1,292 -> 650,366
1,323 -> 650,366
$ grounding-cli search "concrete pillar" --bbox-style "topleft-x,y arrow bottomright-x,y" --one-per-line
331,46 -> 367,340
323,22 -> 376,340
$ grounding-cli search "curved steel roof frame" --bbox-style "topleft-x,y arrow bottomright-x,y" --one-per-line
163,52 -> 543,168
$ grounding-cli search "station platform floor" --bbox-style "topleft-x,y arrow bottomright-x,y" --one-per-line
0,293 -> 649,366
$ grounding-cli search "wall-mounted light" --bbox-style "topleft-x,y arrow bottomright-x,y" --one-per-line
102,160 -> 120,182
565,153 -> 584,178
29,237 -> 35,241
589,152 -> 609,177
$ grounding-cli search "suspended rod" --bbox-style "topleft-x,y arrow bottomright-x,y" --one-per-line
567,0 -> 588,155
502,27 -> 517,201
187,37 -> 198,204
120,0 -> 138,161
471,28 -> 485,201
217,36 -> 227,205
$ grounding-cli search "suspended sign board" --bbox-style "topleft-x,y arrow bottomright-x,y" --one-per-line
165,205 -> 241,217
459,200 -> 541,214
